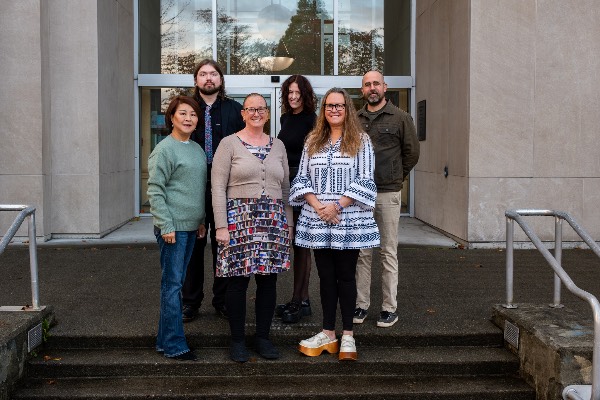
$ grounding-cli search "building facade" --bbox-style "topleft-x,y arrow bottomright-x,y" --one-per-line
1,0 -> 599,246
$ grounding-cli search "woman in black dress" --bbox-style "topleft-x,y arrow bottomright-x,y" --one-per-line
276,75 -> 317,323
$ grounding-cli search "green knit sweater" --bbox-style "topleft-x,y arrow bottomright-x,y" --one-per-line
147,135 -> 207,234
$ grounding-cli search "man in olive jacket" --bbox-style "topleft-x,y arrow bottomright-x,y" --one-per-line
353,70 -> 420,328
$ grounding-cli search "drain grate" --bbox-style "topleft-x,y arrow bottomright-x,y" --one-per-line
504,320 -> 520,349
28,322 -> 43,352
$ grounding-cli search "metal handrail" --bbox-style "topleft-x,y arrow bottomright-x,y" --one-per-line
0,205 -> 42,310
504,209 -> 600,400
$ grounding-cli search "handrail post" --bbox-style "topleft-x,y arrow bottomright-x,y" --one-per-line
551,216 -> 564,308
28,211 -> 41,310
503,216 -> 517,308
592,297 -> 600,400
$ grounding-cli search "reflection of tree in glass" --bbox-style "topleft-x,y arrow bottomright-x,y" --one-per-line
338,28 -> 384,75
196,8 -> 274,75
161,0 -> 197,74
275,0 -> 332,75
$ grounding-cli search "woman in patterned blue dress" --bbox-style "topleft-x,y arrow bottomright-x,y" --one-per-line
290,88 -> 379,361
211,93 -> 293,363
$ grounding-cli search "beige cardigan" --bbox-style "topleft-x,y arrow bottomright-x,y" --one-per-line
211,134 -> 293,229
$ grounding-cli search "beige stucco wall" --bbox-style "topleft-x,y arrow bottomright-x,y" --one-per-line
98,0 -> 135,234
468,0 -> 600,243
0,0 -> 134,240
415,0 -> 471,241
0,1 -> 48,238
416,0 -> 600,244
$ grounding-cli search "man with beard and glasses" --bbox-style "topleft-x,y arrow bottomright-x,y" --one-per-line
182,59 -> 245,323
353,70 -> 420,329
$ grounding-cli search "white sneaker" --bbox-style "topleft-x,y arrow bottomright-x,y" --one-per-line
298,332 -> 339,357
338,334 -> 357,361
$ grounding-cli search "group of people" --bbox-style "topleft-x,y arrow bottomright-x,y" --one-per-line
147,59 -> 420,362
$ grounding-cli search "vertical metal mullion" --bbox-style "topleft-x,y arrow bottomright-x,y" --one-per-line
333,0 -> 338,75
133,0 -> 140,216
212,0 -> 218,60
408,0 -> 416,215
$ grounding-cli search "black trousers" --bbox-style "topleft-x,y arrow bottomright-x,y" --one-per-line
182,180 -> 228,310
226,274 -> 277,343
313,248 -> 360,332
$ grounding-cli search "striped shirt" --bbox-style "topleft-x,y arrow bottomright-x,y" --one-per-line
290,133 -> 380,249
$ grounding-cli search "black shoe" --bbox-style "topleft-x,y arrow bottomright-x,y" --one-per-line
170,350 -> 197,361
282,301 -> 302,323
301,299 -> 312,316
255,337 -> 280,359
215,306 -> 228,319
275,302 -> 292,317
230,341 -> 249,363
182,305 -> 198,323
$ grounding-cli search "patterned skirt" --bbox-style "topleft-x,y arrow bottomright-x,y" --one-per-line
216,195 -> 291,277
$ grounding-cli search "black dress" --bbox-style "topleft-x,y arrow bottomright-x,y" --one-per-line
277,111 -> 317,180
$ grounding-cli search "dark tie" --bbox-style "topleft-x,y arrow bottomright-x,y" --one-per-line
204,104 -> 213,164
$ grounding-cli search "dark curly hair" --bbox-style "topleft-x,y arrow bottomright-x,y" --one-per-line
280,75 -> 316,114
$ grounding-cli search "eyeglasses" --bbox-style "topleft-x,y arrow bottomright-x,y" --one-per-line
197,71 -> 219,79
324,103 -> 346,111
243,107 -> 269,115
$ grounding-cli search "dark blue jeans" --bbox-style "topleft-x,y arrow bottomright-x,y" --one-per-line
155,229 -> 196,357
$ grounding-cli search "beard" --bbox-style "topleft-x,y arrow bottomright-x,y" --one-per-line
199,85 -> 220,96
366,92 -> 384,106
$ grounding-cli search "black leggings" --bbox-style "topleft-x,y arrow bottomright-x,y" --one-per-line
291,209 -> 312,303
313,248 -> 360,332
226,274 -> 277,343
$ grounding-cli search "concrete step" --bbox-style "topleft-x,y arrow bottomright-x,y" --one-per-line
27,346 -> 521,378
44,329 -> 506,349
13,375 -> 535,399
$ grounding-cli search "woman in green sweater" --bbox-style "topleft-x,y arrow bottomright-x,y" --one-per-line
147,96 -> 207,361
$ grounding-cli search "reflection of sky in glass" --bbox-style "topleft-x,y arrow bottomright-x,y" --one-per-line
339,0 -> 384,32
159,0 -> 386,72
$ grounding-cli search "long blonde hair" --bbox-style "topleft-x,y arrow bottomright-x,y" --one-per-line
305,88 -> 363,158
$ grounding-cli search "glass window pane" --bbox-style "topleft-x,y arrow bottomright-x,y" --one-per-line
216,0 -> 334,75
139,0 -> 213,74
338,0 -> 411,76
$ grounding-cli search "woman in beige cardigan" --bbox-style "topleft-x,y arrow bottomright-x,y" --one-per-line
211,93 -> 293,363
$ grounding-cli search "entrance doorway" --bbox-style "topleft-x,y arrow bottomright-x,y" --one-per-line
138,75 -> 413,215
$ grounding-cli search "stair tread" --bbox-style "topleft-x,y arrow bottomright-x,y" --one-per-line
26,345 -> 521,380
14,375 -> 535,399
32,345 -> 518,366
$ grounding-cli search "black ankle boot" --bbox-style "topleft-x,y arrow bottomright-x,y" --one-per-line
255,337 -> 280,359
230,341 -> 249,363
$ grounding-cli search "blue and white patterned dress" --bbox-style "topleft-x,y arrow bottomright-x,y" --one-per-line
289,132 -> 380,249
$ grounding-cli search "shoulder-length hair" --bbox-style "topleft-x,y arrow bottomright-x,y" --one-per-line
305,88 -> 362,158
165,96 -> 201,130
193,59 -> 226,101
280,75 -> 316,114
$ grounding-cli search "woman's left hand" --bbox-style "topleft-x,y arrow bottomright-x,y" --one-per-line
197,224 -> 206,239
321,203 -> 340,224
162,231 -> 176,244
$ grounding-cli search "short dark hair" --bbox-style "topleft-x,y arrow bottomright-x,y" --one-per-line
280,74 -> 316,114
165,96 -> 201,130
193,59 -> 226,100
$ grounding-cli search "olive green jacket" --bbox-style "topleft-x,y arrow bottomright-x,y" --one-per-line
357,100 -> 420,192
